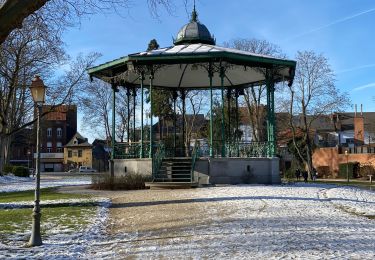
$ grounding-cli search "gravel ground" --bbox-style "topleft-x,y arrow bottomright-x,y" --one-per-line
2,183 -> 375,259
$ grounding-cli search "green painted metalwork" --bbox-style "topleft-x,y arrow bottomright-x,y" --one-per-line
149,72 -> 154,159
152,142 -> 165,180
209,65 -> 213,158
114,142 -> 150,159
140,73 -> 144,158
220,67 -> 226,157
111,84 -> 116,160
266,69 -> 276,157
191,141 -> 200,182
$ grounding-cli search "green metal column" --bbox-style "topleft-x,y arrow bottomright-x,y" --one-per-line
110,83 -> 117,189
132,88 -> 136,142
149,72 -> 154,159
173,91 -> 177,156
227,88 -> 232,157
209,65 -> 214,158
266,69 -> 276,157
140,73 -> 144,158
220,67 -> 226,157
235,89 -> 240,157
126,87 -> 131,143
111,84 -> 117,160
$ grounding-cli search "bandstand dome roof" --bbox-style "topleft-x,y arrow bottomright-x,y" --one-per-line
88,8 -> 296,89
174,8 -> 215,45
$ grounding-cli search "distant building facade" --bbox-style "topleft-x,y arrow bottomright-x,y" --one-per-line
37,105 -> 77,172
64,132 -> 93,169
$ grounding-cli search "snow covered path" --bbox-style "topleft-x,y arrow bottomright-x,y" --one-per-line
102,184 -> 375,259
1,184 -> 375,259
0,174 -> 91,193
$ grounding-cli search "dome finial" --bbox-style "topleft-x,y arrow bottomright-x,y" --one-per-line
191,0 -> 198,22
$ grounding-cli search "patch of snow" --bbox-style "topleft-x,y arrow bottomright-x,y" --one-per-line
0,175 -> 91,193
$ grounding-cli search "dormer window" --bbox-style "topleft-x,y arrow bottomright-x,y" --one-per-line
73,139 -> 78,145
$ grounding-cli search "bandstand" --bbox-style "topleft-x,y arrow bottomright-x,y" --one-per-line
88,7 -> 296,187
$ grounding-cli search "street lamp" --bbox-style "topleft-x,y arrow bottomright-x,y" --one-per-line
345,150 -> 349,183
28,75 -> 46,246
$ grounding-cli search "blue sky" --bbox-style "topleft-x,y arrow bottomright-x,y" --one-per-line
62,0 -> 375,138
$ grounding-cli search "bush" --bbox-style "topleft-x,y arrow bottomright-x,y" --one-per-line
284,167 -> 295,181
3,164 -> 13,174
316,166 -> 331,178
91,173 -> 152,190
12,166 -> 29,177
338,162 -> 358,179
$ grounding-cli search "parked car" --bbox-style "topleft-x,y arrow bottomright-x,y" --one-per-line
78,166 -> 97,173
28,168 -> 35,176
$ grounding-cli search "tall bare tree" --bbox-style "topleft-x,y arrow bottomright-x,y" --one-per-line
224,38 -> 285,142
0,0 -> 177,44
288,50 -> 350,176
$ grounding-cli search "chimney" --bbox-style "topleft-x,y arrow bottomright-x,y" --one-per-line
354,104 -> 364,145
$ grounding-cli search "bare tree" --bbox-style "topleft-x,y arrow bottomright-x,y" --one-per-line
224,38 -> 285,142
288,51 -> 350,176
0,0 -> 178,44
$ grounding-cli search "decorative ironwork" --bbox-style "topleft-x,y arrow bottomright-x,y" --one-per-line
152,142 -> 165,180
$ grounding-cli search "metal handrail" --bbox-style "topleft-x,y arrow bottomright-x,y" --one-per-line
190,142 -> 200,183
152,142 -> 165,181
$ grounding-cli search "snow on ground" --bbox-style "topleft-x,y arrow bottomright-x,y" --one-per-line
0,198 -> 111,259
1,183 -> 375,259
0,174 -> 91,193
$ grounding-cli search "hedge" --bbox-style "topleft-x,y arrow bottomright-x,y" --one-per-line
338,162 -> 358,179
2,164 -> 14,174
12,166 -> 29,177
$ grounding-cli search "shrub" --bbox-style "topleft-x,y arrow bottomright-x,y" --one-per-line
12,166 -> 29,177
91,173 -> 152,190
359,165 -> 375,178
338,162 -> 358,179
316,166 -> 331,178
3,164 -> 13,174
284,167 -> 295,181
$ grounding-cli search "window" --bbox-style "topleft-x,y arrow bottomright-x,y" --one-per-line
47,142 -> 52,153
78,150 -> 82,157
68,150 -> 72,158
57,128 -> 62,138
47,128 -> 52,137
57,142 -> 62,152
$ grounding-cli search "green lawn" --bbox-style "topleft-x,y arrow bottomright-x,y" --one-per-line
0,188 -> 90,203
0,189 -> 98,243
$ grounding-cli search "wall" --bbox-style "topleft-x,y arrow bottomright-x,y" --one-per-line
313,147 -> 375,177
113,159 -> 152,176
207,158 -> 280,185
113,157 -> 281,185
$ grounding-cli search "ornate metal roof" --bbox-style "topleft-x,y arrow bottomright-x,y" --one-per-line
174,7 -> 215,45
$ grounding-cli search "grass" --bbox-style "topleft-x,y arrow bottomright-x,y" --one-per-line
0,188 -> 90,203
284,178 -> 375,190
0,188 -> 98,243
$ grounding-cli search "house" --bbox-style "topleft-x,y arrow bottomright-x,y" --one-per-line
64,132 -> 93,170
9,128 -> 35,168
92,139 -> 110,172
37,104 -> 77,172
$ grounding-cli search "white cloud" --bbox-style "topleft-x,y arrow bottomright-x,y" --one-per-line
353,82 -> 375,91
283,7 -> 375,42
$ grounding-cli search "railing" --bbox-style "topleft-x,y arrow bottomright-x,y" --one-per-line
114,142 -> 150,159
196,141 -> 269,158
190,142 -> 200,182
115,141 -> 270,159
152,142 -> 165,180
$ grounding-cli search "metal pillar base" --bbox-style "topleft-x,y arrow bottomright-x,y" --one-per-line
28,209 -> 42,246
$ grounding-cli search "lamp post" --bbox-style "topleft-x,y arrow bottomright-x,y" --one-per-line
345,150 -> 349,183
28,75 -> 46,246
